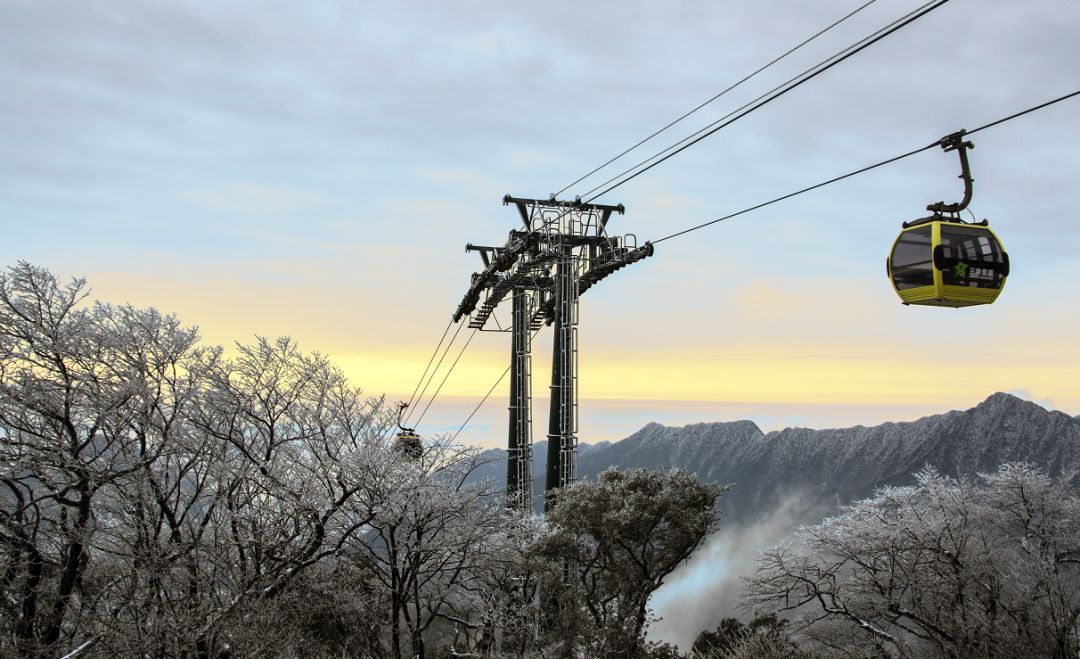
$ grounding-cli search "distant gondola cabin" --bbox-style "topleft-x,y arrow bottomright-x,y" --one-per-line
395,430 -> 423,460
887,218 -> 1009,307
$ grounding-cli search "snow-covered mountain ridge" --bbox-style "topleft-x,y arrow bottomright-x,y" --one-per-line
579,392 -> 1079,522
476,393 -> 1080,521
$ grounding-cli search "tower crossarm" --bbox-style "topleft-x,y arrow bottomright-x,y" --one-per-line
581,240 -> 654,291
452,230 -> 541,323
503,194 -> 624,232
468,255 -> 556,330
535,240 -> 655,325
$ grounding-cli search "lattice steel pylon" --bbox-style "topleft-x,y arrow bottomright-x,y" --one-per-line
507,287 -> 535,513
452,195 -> 653,513
545,210 -> 582,511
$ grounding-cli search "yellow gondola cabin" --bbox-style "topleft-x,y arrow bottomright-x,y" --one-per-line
887,131 -> 1009,308
887,217 -> 1008,307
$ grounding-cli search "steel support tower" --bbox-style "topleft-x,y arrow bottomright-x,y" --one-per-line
544,214 -> 581,509
453,195 -> 653,513
507,287 -> 535,512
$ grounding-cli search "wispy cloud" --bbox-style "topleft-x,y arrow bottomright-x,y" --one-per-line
648,493 -> 827,650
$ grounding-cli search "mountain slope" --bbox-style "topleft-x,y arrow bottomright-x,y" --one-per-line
469,393 -> 1080,647
581,392 -> 1079,522
474,393 -> 1080,521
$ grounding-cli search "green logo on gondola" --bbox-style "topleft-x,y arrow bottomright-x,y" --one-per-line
952,261 -> 969,278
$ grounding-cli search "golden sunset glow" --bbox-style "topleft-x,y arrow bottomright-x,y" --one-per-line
577,353 -> 1079,409
79,263 -> 1080,427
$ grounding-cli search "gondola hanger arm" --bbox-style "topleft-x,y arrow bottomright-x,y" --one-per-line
926,130 -> 975,215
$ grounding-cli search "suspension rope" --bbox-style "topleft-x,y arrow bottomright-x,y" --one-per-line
450,364 -> 510,444
519,0 -> 947,242
581,0 -> 950,203
404,319 -> 453,410
413,327 -> 479,427
553,0 -> 880,198
403,318 -> 466,426
450,324 -> 544,444
966,90 -> 1080,136
651,89 -> 1080,245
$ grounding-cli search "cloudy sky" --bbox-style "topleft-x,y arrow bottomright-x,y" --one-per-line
3,0 -> 1078,446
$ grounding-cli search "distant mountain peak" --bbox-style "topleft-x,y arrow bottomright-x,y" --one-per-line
467,394 -> 1079,522
970,392 -> 1069,422
978,391 -> 1033,408
577,393 -> 1077,521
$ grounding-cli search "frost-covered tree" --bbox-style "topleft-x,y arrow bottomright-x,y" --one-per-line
126,335 -> 386,657
742,464 -> 1080,658
691,614 -> 809,659
461,512 -> 549,658
537,468 -> 726,657
0,263 -> 392,657
0,262 -> 212,655
0,263 -> 732,658
345,437 -> 508,659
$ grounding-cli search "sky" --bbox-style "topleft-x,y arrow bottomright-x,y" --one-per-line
2,0 -> 1079,448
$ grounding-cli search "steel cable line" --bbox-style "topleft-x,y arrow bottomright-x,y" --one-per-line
381,319 -> 458,442
553,0 -> 880,199
413,327 -> 480,427
964,89 -> 1080,136
653,143 -> 937,243
405,319 -> 454,410
580,0 -> 949,203
519,0 -> 944,243
450,363 -> 509,444
403,318 -> 466,427
450,324 -> 545,444
651,89 -> 1080,245
388,320 -> 478,441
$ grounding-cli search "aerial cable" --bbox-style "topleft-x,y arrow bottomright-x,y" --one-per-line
381,319 -> 456,442
404,321 -> 463,426
964,89 -> 1080,136
507,0 -> 944,250
581,0 -> 950,203
450,325 -> 544,444
403,318 -> 466,426
553,0 -> 880,198
651,89 -> 1080,245
413,327 -> 480,427
581,0 -> 945,201
450,364 -> 510,445
522,0 -> 944,237
653,143 -> 937,243
404,318 -> 454,410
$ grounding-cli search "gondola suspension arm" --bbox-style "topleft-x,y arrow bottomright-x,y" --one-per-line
926,130 -> 975,215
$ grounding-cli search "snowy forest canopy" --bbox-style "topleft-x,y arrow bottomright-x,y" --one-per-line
0,262 -> 722,658
1,262 -> 1077,659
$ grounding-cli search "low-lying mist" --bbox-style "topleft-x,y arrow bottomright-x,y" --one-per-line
646,492 -> 826,650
